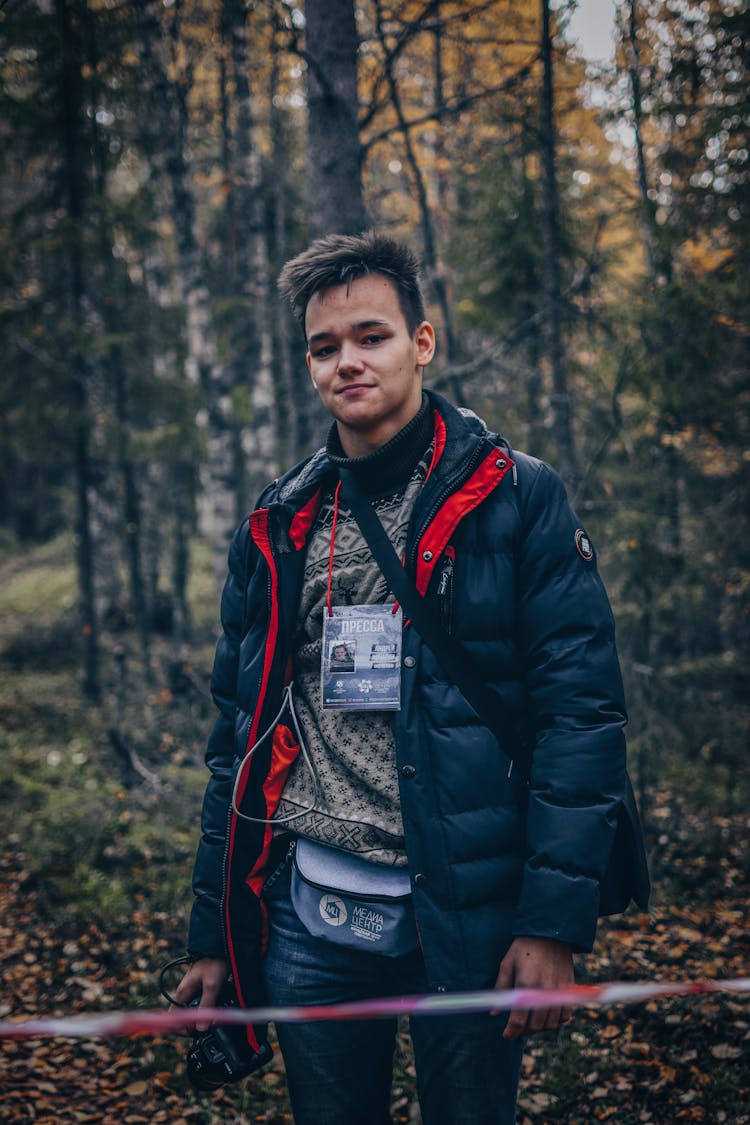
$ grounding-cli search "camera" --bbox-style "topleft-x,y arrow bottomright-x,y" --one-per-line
186,992 -> 273,1091
159,959 -> 272,1091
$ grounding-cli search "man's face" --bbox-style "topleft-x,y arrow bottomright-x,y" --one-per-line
305,274 -> 435,457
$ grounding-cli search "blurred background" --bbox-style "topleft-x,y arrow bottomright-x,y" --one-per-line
0,1 -> 747,1121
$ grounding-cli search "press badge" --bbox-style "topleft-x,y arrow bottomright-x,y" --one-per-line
321,604 -> 403,711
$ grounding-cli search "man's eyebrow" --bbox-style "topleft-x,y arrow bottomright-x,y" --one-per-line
308,319 -> 391,346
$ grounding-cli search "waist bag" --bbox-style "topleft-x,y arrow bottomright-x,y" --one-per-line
290,838 -> 419,957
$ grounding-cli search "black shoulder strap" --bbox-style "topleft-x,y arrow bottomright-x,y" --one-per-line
338,468 -> 526,776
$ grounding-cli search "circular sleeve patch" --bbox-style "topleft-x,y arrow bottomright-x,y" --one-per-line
575,528 -> 594,561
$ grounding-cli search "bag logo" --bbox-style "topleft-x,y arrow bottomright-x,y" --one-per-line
319,893 -> 348,926
351,905 -> 384,943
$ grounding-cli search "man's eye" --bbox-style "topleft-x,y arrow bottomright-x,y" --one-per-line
362,334 -> 385,345
312,345 -> 336,358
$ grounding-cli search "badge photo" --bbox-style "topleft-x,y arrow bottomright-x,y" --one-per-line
328,640 -> 356,673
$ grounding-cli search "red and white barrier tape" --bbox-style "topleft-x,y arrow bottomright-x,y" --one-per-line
0,978 -> 748,1041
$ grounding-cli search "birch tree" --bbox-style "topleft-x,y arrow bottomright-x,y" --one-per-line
132,0 -> 239,587
223,0 -> 279,504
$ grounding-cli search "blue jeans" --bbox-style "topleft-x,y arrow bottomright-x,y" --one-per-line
262,860 -> 523,1125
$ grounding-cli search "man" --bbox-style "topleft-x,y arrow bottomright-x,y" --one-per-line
175,232 -> 649,1124
328,642 -> 355,672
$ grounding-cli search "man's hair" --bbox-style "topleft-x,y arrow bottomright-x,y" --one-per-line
278,231 -> 426,338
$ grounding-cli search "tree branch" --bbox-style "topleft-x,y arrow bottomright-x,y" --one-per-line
572,356 -> 628,509
358,0 -> 445,131
361,56 -> 538,151
431,253 -> 602,391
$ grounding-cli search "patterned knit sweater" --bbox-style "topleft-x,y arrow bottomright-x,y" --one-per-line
274,397 -> 434,866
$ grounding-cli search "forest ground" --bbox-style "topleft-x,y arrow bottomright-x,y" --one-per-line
0,535 -> 748,1124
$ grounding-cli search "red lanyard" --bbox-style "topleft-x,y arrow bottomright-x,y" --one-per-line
325,480 -> 343,618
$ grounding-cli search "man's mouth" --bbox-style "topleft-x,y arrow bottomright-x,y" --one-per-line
336,383 -> 374,395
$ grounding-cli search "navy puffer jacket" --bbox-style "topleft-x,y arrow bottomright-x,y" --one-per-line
188,391 -> 648,1034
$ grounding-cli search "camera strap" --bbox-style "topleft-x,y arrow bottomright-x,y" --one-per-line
338,467 -> 528,778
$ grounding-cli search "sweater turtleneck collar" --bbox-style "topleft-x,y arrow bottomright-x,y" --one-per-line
325,394 -> 433,496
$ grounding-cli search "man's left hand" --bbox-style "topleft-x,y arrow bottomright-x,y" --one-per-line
496,936 -> 574,1039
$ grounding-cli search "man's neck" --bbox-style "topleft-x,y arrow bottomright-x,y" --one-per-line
336,419 -> 413,460
326,395 -> 432,497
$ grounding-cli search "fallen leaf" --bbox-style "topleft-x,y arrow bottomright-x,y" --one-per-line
124,1080 -> 149,1096
710,1044 -> 742,1060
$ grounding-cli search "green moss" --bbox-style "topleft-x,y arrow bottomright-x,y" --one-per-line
0,532 -> 76,621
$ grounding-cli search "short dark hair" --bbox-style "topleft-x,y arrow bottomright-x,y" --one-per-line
278,231 -> 426,338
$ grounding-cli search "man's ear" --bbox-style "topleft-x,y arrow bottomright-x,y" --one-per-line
415,321 -> 436,368
306,351 -> 317,388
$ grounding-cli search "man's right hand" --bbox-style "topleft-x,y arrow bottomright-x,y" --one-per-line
171,957 -> 229,1031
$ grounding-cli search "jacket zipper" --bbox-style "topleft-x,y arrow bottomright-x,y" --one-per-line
408,436 -> 489,570
220,565 -> 274,959
436,551 -> 454,633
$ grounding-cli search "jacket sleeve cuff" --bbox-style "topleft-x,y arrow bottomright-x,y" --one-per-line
512,865 -> 600,953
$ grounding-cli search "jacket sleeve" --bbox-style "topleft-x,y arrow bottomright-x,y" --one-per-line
511,461 -> 627,953
187,518 -> 254,959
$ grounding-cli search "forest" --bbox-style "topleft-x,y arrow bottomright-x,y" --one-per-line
0,0 -> 748,1121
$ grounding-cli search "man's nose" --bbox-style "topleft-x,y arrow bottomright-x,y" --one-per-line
337,341 -> 364,374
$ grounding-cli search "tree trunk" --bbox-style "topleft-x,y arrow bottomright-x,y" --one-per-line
374,0 -> 464,404
57,0 -> 100,700
224,0 -> 279,505
133,0 -> 238,591
620,0 -> 670,284
540,0 -> 578,485
217,3 -> 248,524
305,0 -> 367,238
113,345 -> 152,668
170,461 -> 194,644
86,6 -> 152,671
270,21 -> 310,464
138,219 -> 195,644
618,0 -> 684,653
428,0 -> 461,382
